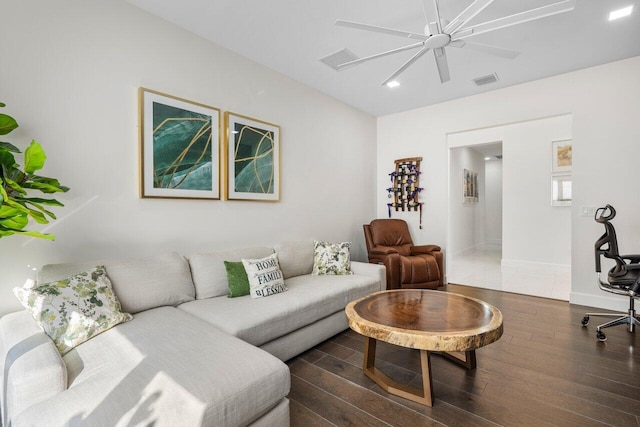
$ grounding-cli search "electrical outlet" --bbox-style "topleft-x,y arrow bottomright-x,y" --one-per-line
581,206 -> 596,217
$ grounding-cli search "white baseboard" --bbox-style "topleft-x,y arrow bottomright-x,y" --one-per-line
448,244 -> 480,257
501,259 -> 570,274
570,292 -> 632,312
449,241 -> 502,257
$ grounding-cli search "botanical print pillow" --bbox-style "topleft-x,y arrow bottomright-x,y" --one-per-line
242,253 -> 287,298
13,266 -> 132,355
312,240 -> 353,275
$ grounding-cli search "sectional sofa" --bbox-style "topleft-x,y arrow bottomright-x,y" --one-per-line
0,241 -> 385,426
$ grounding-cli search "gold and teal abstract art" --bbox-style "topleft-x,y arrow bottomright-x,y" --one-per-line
139,88 -> 220,199
225,113 -> 280,201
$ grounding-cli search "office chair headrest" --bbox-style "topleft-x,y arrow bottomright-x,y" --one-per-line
595,205 -> 616,223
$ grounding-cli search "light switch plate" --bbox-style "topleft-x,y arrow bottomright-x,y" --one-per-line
581,206 -> 596,217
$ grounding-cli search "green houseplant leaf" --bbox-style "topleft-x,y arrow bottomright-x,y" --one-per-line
0,142 -> 20,152
0,113 -> 18,136
0,102 -> 68,240
24,140 -> 47,173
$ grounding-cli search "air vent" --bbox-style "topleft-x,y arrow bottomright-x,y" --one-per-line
320,48 -> 359,71
473,73 -> 499,86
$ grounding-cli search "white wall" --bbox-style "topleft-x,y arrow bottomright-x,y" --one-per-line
0,0 -> 376,316
449,115 -> 572,267
378,56 -> 640,311
448,147 -> 485,254
484,159 -> 502,245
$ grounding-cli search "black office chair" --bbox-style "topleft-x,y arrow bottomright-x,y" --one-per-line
581,205 -> 640,341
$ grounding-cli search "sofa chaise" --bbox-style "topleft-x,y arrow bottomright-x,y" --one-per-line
0,241 -> 385,426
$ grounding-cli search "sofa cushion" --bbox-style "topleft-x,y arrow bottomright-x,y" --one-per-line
14,266 -> 132,355
12,307 -> 290,427
178,273 -> 381,347
242,253 -> 287,298
274,240 -> 314,279
189,247 -> 274,299
39,252 -> 195,314
312,240 -> 353,275
224,261 -> 251,298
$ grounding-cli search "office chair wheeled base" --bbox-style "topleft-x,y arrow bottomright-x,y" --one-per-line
581,297 -> 639,342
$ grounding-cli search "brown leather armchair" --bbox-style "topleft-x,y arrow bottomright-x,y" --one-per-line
363,219 -> 443,290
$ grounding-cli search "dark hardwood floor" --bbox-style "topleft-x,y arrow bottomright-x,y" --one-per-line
287,284 -> 640,427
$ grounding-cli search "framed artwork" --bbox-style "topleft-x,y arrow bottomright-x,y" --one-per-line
552,139 -> 572,172
551,174 -> 572,206
463,168 -> 478,204
224,112 -> 280,202
139,88 -> 220,199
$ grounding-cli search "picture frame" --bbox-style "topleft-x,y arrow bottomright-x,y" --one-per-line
552,139 -> 572,172
463,168 -> 478,204
224,112 -> 280,202
139,88 -> 220,199
551,174 -> 572,206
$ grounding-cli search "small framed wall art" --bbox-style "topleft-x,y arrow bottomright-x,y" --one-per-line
552,139 -> 572,172
551,174 -> 572,206
463,168 -> 479,204
224,112 -> 280,202
139,88 -> 220,199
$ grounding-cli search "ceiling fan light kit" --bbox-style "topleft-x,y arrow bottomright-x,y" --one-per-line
330,0 -> 576,86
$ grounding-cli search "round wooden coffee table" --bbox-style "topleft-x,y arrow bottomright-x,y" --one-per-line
345,289 -> 503,406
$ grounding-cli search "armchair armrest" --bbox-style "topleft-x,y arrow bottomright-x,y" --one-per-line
370,246 -> 399,255
621,254 -> 640,264
411,245 -> 441,255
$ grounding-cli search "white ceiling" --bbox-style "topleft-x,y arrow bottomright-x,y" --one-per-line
127,0 -> 640,117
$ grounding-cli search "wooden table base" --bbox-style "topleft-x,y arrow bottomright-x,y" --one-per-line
363,337 -> 476,407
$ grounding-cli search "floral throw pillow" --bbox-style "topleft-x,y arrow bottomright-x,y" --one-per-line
312,240 -> 354,275
13,266 -> 132,355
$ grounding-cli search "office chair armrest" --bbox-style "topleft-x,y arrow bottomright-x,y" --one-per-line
370,246 -> 399,255
411,245 -> 441,255
621,254 -> 640,263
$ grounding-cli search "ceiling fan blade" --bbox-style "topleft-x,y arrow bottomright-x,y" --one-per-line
444,0 -> 495,35
448,40 -> 520,59
335,20 -> 427,40
381,46 -> 432,86
421,0 -> 443,34
433,48 -> 450,83
336,42 -> 425,70
452,0 -> 576,40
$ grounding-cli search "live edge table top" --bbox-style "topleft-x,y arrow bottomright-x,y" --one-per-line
345,290 -> 504,353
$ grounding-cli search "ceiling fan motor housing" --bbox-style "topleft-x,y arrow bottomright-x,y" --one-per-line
425,33 -> 451,48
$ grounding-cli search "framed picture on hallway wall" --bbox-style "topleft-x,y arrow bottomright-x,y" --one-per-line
224,112 -> 280,202
552,139 -> 572,172
139,88 -> 221,199
551,174 -> 572,206
463,169 -> 478,204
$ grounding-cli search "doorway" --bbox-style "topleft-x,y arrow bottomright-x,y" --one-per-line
447,143 -> 503,291
446,115 -> 572,300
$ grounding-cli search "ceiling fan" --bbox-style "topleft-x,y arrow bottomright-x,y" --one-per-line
334,0 -> 576,86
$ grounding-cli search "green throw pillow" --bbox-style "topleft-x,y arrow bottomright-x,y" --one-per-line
224,261 -> 250,298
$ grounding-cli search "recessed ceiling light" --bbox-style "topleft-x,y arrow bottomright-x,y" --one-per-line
609,5 -> 633,21
484,157 -> 491,161
386,80 -> 400,88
